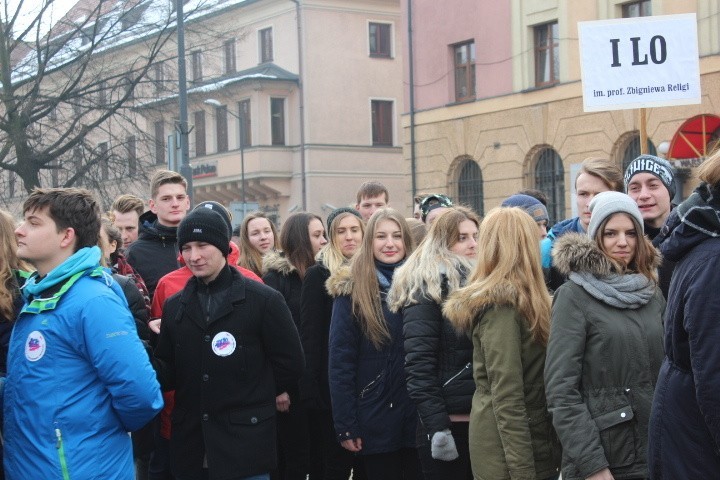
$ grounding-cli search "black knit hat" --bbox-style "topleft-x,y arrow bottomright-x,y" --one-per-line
178,208 -> 231,256
327,207 -> 362,230
195,201 -> 232,236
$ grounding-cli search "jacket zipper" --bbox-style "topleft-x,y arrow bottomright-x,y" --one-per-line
443,362 -> 471,387
360,371 -> 384,398
55,428 -> 71,480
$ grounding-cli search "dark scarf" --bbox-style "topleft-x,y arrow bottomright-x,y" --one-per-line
655,182 -> 720,246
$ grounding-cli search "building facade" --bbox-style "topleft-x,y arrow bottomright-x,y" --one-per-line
403,0 -> 720,222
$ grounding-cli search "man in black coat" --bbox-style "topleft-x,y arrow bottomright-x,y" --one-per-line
155,208 -> 305,480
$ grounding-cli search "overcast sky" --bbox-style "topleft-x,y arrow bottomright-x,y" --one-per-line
5,0 -> 76,37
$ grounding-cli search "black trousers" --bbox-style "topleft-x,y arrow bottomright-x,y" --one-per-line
362,448 -> 421,480
416,421 -> 472,480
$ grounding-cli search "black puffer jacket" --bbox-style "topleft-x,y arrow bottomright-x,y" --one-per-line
125,211 -> 181,298
402,275 -> 474,436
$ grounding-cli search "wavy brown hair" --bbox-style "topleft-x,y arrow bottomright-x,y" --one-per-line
0,211 -> 30,321
279,212 -> 325,278
238,212 -> 279,275
349,208 -> 414,349
468,207 -> 551,345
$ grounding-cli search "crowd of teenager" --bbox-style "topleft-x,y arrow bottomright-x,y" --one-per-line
0,149 -> 719,480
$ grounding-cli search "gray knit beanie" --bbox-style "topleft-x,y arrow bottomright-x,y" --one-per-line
624,154 -> 676,199
588,191 -> 644,239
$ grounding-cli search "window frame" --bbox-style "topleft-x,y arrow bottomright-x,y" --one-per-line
534,22 -> 559,87
224,38 -> 236,74
126,135 -> 137,177
533,147 -> 565,224
193,110 -> 206,157
270,97 -> 285,146
453,41 -> 476,102
259,27 -> 273,64
154,121 -> 165,165
191,50 -> 203,83
152,62 -> 165,93
622,0 -> 652,18
215,105 -> 228,153
371,99 -> 393,147
238,99 -> 251,147
368,22 -> 392,58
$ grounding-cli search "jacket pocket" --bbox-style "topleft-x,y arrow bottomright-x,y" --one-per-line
593,405 -> 636,468
228,404 -> 276,426
55,427 -> 71,480
443,362 -> 471,387
358,370 -> 386,401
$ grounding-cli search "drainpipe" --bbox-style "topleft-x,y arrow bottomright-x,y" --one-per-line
407,0 -> 417,202
292,0 -> 307,211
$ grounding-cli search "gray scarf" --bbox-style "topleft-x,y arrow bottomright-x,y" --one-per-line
569,271 -> 655,309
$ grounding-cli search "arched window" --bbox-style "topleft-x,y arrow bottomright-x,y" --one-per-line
534,148 -> 565,223
456,159 -> 483,215
621,135 -> 657,171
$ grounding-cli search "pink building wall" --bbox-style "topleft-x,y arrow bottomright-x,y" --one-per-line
402,0 -> 513,112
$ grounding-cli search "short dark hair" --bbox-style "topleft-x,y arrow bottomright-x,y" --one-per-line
111,194 -> 145,217
280,212 -> 324,278
150,170 -> 188,199
23,188 -> 101,252
356,181 -> 389,204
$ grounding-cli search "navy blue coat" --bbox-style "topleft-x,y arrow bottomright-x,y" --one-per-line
648,220 -> 720,478
328,282 -> 416,455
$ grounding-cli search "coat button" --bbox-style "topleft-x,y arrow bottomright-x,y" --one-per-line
204,335 -> 211,342
251,417 -> 258,424
202,414 -> 209,421
620,412 -> 627,418
202,374 -> 209,381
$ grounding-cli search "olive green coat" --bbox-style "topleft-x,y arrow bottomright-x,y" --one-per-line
445,282 -> 561,480
545,234 -> 665,480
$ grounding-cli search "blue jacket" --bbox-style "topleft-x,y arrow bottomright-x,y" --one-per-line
648,188 -> 720,479
541,217 -> 584,268
327,268 -> 416,455
4,268 -> 163,480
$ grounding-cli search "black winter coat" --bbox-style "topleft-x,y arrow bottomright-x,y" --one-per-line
402,281 -> 474,436
155,265 -> 305,479
648,187 -> 720,479
299,262 -> 332,409
113,273 -> 152,342
125,211 -> 181,298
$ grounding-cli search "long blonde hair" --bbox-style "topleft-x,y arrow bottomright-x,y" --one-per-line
238,212 -> 279,275
0,210 -> 30,321
468,207 -> 551,345
699,148 -> 720,186
350,208 -> 414,349
318,212 -> 365,274
388,206 -> 479,311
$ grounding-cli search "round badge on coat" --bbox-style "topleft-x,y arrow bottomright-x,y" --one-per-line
25,331 -> 47,362
211,332 -> 236,357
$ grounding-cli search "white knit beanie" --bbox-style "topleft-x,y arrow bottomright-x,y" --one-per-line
588,191 -> 644,239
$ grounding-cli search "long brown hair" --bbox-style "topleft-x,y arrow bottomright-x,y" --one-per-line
279,212 -> 325,278
593,212 -> 658,283
350,208 -> 414,349
0,210 -> 30,321
238,212 -> 279,275
468,207 -> 551,345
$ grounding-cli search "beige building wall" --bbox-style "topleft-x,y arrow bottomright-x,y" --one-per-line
405,0 -> 720,219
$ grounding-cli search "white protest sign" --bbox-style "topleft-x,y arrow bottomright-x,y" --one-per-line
578,13 -> 700,112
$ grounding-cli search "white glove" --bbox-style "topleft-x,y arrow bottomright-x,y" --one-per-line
431,429 -> 459,461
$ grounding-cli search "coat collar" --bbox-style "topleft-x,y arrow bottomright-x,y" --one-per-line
179,266 -> 247,328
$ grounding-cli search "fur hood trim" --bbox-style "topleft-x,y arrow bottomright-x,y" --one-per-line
551,233 -> 660,277
443,281 -> 521,334
325,265 -> 352,297
262,251 -> 296,276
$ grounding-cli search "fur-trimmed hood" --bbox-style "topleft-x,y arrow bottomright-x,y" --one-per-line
261,251 -> 296,276
552,233 -> 660,277
325,265 -> 352,297
443,281 -> 521,334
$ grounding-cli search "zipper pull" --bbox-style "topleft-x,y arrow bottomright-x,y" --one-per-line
55,428 -> 62,449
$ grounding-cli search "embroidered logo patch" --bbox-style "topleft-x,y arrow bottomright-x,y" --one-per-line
25,331 -> 46,362
211,332 -> 236,357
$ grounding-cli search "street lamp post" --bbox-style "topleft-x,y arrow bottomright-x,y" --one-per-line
205,99 -> 246,219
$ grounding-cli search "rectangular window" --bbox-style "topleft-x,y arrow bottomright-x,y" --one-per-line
8,172 -> 15,198
216,106 -> 228,153
371,100 -> 393,146
127,135 -> 137,176
259,27 -> 273,63
191,50 -> 202,83
154,121 -> 165,165
369,23 -> 391,58
194,110 -> 206,157
98,142 -> 109,180
224,39 -> 236,74
73,146 -> 83,185
534,22 -> 559,87
238,99 -> 251,147
51,159 -> 60,187
622,0 -> 652,17
98,81 -> 107,106
153,62 -> 165,92
454,41 -> 475,102
270,98 -> 285,146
